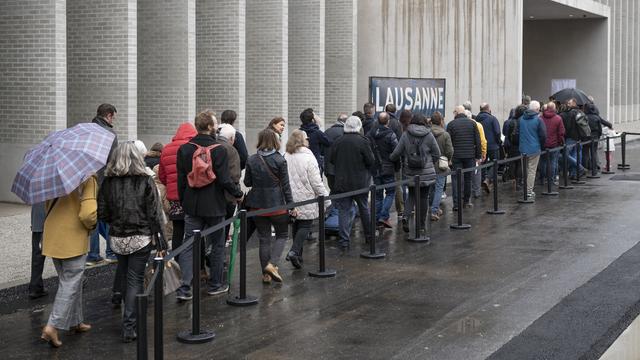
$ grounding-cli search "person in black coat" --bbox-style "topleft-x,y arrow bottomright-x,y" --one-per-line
244,129 -> 294,284
367,112 -> 399,228
324,113 -> 348,189
299,108 -> 330,175
584,102 -> 613,171
329,116 -> 376,249
447,105 -> 481,209
175,112 -> 243,300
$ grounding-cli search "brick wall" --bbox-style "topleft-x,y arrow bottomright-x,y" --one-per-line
138,0 -> 195,144
197,0 -> 246,134
325,0 -> 358,120
288,0 -> 325,128
0,0 -> 67,144
246,0 -> 288,150
67,0 -> 137,140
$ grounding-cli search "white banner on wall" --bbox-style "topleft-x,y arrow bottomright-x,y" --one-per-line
551,79 -> 576,94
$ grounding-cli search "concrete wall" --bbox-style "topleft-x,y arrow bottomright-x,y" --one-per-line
523,19 -> 608,117
288,0 -> 325,126
67,0 -> 137,140
246,0 -> 288,150
325,0 -> 358,120
196,0 -> 246,135
357,0 -> 523,122
0,0 -> 67,202
138,0 -> 195,146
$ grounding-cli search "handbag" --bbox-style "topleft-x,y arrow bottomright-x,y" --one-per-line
167,200 -> 184,220
438,156 -> 450,172
144,259 -> 182,296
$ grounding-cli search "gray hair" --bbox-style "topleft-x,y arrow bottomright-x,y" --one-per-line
133,140 -> 147,157
105,142 -> 149,177
464,110 -> 473,118
217,123 -> 235,141
463,101 -> 472,111
529,100 -> 541,112
344,115 -> 362,134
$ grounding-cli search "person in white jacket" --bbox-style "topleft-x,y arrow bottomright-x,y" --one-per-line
284,130 -> 330,268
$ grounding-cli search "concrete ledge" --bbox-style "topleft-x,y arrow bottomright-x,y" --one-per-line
488,240 -> 640,360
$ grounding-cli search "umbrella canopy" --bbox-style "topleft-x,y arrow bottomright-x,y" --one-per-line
551,88 -> 590,106
11,123 -> 115,204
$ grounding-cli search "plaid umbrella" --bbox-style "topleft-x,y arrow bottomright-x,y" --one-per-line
11,123 -> 115,204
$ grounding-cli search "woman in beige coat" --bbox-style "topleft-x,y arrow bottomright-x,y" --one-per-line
41,175 -> 98,347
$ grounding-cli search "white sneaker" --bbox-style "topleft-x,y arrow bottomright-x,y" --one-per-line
441,193 -> 447,200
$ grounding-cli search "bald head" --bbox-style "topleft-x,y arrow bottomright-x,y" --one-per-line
480,103 -> 490,112
378,112 -> 390,126
546,102 -> 556,112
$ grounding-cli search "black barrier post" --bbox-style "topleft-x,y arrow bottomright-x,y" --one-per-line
618,132 -> 631,170
587,138 -> 601,179
177,231 -> 215,343
227,210 -> 259,306
602,137 -> 615,174
361,184 -> 386,259
541,150 -> 559,196
137,294 -> 149,360
409,175 -> 431,242
518,154 -> 534,203
559,144 -> 574,190
153,258 -> 163,360
487,160 -> 505,214
450,168 -> 471,230
573,144 -> 586,185
309,196 -> 337,277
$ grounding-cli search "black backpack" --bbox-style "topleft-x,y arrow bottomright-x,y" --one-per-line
407,136 -> 426,169
575,111 -> 592,139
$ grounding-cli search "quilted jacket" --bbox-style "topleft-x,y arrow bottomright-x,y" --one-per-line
284,147 -> 330,220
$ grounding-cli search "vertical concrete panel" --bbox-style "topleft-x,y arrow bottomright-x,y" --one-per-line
138,0 -> 196,146
289,0 -> 325,126
197,0 -> 246,135
67,0 -> 137,140
326,0 -> 357,119
246,0 -> 288,149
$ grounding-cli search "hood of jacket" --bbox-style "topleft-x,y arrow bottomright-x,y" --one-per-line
92,116 -> 113,129
300,122 -> 320,134
330,121 -> 345,129
431,124 -> 446,137
542,109 -> 558,119
372,125 -> 393,140
406,124 -> 431,137
258,149 -> 277,157
522,110 -> 540,121
172,122 -> 197,142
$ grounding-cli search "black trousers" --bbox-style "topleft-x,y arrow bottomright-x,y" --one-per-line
29,232 -> 46,293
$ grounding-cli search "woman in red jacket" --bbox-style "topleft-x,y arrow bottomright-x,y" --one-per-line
159,122 -> 197,255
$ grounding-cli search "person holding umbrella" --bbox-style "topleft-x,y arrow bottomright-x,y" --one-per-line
11,123 -> 116,348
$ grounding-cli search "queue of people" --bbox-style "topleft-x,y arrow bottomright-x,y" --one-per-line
30,94 -> 614,347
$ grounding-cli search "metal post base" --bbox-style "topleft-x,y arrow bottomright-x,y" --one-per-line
487,209 -> 506,215
226,295 -> 258,307
618,164 -> 631,169
360,252 -> 386,259
407,236 -> 430,243
541,191 -> 559,196
558,185 -> 574,189
602,170 -> 615,174
450,223 -> 471,230
177,330 -> 215,344
518,198 -> 535,204
308,269 -> 337,278
571,180 -> 586,185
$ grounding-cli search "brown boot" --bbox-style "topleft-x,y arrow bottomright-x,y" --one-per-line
41,325 -> 62,348
262,273 -> 272,284
264,263 -> 283,282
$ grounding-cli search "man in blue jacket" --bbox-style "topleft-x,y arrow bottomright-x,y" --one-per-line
519,101 -> 547,201
476,103 -> 502,191
300,108 -> 331,176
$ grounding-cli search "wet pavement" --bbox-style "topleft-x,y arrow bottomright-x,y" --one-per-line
2,145 -> 640,360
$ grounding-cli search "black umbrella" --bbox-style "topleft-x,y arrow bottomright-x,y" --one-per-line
551,88 -> 590,106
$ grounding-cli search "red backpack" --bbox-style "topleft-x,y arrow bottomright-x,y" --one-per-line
187,142 -> 221,188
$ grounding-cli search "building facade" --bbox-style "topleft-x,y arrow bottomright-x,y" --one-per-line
0,0 -> 638,202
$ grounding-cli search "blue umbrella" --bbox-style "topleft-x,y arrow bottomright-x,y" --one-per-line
11,123 -> 115,204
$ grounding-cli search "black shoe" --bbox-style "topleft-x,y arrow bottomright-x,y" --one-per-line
452,207 -> 458,212
28,290 -> 48,299
123,329 -> 137,343
401,218 -> 409,233
286,251 -> 302,269
111,292 -> 122,308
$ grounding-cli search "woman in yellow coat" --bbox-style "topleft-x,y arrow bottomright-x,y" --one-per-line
40,175 -> 98,347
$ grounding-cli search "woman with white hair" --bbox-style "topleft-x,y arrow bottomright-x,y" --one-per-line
98,142 -> 166,342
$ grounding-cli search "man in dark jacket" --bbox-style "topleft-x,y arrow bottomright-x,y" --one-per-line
176,111 -> 243,301
447,105 -> 481,209
368,112 -> 399,228
300,108 -> 330,175
324,113 -> 348,189
584,102 -> 613,172
382,103 -> 404,141
88,103 -> 118,266
363,103 -> 377,136
221,109 -> 248,170
329,116 -> 376,249
476,103 -> 502,190
559,99 -> 586,177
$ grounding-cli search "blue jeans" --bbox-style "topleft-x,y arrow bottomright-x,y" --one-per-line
565,139 -> 584,176
88,221 -> 114,261
335,194 -> 372,248
540,150 -> 559,182
374,174 -> 396,222
431,175 -> 447,214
